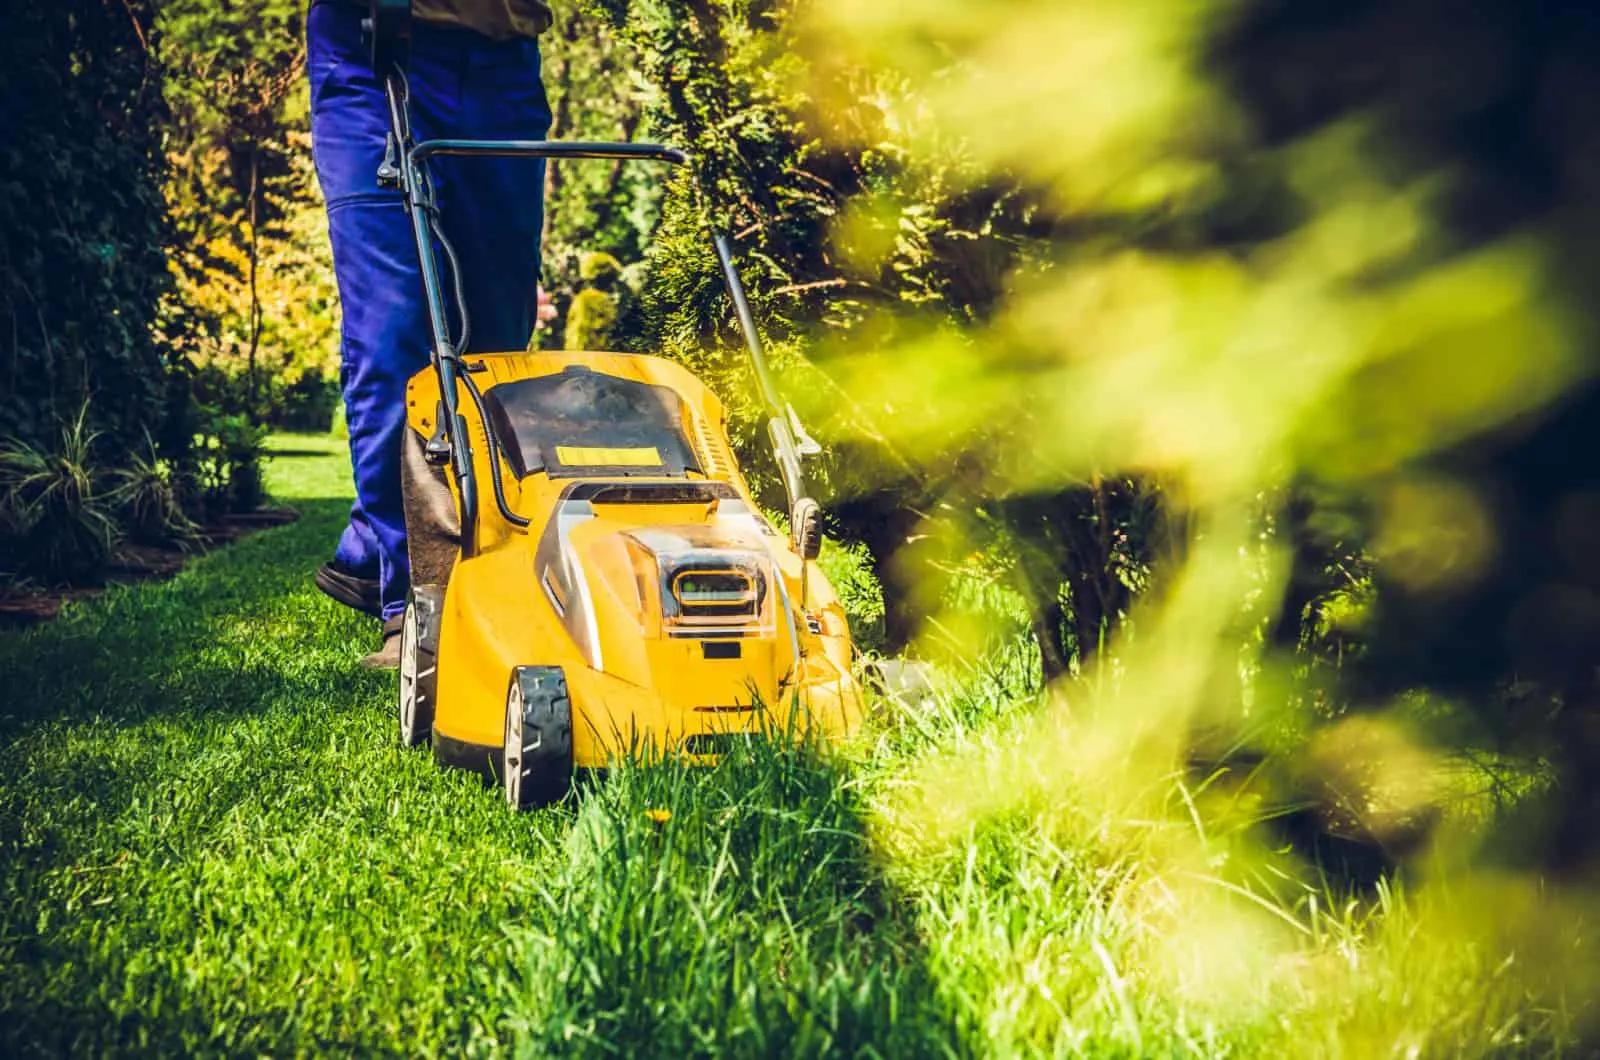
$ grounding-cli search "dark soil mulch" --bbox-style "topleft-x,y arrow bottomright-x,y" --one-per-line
0,507 -> 300,628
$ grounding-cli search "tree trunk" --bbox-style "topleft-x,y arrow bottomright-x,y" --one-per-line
1032,597 -> 1071,683
539,16 -> 579,272
592,104 -> 642,239
834,496 -> 929,656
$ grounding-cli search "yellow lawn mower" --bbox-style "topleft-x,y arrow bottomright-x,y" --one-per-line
366,2 -> 864,809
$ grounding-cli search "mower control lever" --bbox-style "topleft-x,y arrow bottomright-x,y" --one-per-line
424,406 -> 451,467
377,134 -> 402,190
787,404 -> 822,457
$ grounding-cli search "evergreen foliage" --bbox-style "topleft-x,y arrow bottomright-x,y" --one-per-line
565,290 -> 620,351
579,251 -> 624,288
0,1 -> 175,458
592,0 -> 1147,659
564,252 -> 625,349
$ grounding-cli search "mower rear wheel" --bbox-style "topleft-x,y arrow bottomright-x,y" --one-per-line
792,496 -> 824,561
397,586 -> 443,747
502,666 -> 573,811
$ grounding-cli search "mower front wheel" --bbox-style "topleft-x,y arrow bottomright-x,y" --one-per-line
501,666 -> 573,811
398,586 -> 443,747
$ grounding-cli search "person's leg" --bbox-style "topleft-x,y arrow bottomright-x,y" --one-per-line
308,1 -> 407,622
306,4 -> 386,616
315,513 -> 381,617
332,515 -> 379,576
437,34 -> 551,354
308,1 -> 455,632
308,6 -> 549,659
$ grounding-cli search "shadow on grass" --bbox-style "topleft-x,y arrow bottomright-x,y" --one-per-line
0,493 -> 408,1052
0,497 -> 366,736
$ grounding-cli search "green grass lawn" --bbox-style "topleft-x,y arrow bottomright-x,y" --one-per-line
0,436 -> 1590,1057
0,436 -> 952,1056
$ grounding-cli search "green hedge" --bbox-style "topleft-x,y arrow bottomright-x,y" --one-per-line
0,2 -> 175,457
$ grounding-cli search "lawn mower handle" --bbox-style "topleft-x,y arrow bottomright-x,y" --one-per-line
712,233 -> 824,560
410,140 -> 689,166
370,1 -> 823,561
379,75 -> 697,558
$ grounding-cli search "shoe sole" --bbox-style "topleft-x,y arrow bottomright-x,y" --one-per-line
315,564 -> 383,619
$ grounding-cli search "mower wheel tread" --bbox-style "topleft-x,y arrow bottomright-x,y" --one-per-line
503,666 -> 573,810
793,497 -> 823,561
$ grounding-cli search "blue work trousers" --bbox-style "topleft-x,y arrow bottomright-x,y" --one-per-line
307,0 -> 550,619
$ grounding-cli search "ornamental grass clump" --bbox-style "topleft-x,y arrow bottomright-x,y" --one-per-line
0,408 -> 120,583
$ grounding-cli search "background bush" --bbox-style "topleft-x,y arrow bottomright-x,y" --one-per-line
0,2 -> 176,459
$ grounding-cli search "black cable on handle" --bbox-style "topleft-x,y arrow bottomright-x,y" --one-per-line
382,69 -> 479,555
428,203 -> 474,356
460,370 -> 531,529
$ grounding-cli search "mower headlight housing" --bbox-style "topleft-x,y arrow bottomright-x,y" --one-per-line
625,528 -> 774,639
672,569 -> 758,616
662,558 -> 767,631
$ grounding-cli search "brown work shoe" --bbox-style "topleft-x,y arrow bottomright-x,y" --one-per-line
360,615 -> 405,670
315,561 -> 382,618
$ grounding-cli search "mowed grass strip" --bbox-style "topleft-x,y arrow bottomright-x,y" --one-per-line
0,436 -> 954,1057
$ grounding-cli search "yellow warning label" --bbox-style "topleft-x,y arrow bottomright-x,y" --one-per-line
555,446 -> 663,466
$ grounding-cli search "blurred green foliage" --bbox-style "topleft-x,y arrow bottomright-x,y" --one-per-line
586,0 -> 1164,661
589,0 -> 1600,869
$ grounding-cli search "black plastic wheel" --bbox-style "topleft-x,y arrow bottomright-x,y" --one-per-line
397,585 -> 443,747
793,496 -> 823,561
501,666 -> 573,810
